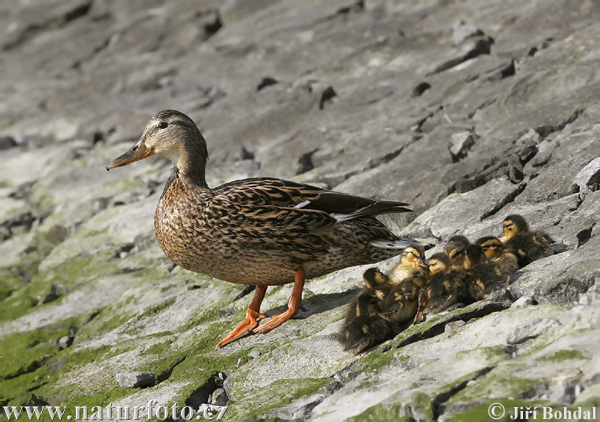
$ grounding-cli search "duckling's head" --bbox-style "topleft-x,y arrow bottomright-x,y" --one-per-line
363,268 -> 389,289
476,236 -> 504,259
464,244 -> 486,270
500,214 -> 529,242
427,253 -> 451,276
399,244 -> 427,269
444,235 -> 470,267
107,110 -> 208,185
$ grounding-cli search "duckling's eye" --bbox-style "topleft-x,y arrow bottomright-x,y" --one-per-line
158,122 -> 168,129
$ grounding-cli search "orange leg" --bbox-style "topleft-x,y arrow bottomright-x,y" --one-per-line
253,268 -> 305,335
413,292 -> 427,324
215,285 -> 268,350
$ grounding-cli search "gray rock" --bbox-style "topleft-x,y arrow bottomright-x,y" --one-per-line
511,296 -> 535,308
574,157 -> 600,196
41,284 -> 69,304
248,349 -> 262,359
507,318 -> 561,344
115,372 -> 156,389
210,388 -> 228,406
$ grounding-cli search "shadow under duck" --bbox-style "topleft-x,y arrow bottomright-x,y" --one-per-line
107,110 -> 415,349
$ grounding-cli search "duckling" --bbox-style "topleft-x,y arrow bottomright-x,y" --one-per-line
463,244 -> 509,301
444,235 -> 470,269
339,268 -> 396,354
343,268 -> 394,324
339,245 -> 428,353
338,315 -> 394,354
382,264 -> 430,330
388,244 -> 427,283
476,236 -> 519,278
499,214 -> 554,268
424,253 -> 469,314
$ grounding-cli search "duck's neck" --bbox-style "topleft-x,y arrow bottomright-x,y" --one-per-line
175,145 -> 209,188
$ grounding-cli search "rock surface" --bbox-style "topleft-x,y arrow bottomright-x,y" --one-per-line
1,0 -> 600,420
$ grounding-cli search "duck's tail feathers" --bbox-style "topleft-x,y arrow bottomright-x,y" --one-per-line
370,238 -> 417,250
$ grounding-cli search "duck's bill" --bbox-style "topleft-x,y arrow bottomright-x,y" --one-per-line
106,140 -> 154,170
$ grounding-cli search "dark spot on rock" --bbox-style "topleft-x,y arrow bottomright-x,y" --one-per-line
157,356 -> 187,383
335,1 -> 365,16
412,82 -> 431,97
0,135 -> 18,150
218,308 -> 235,318
234,285 -> 256,301
256,77 -> 278,91
64,2 -> 92,22
431,36 -> 494,75
92,131 -> 104,145
535,108 -> 584,138
319,87 -> 337,110
296,149 -> 318,175
240,146 -> 255,160
576,224 -> 594,248
202,10 -> 223,38
184,372 -> 226,410
518,145 -> 538,166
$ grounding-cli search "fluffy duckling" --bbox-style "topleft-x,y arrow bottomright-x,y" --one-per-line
338,268 -> 395,354
382,264 -> 430,330
499,214 -> 554,268
343,268 -> 394,323
424,253 -> 469,314
444,235 -> 470,269
476,236 -> 519,278
338,315 -> 394,354
388,244 -> 427,283
463,244 -> 509,301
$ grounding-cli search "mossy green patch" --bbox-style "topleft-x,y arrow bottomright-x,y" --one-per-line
346,402 -> 411,422
0,316 -> 97,406
0,269 -> 22,301
139,297 -> 177,319
227,377 -> 329,420
445,398 -> 549,422
540,349 -> 586,362
446,370 -> 539,406
0,250 -> 122,323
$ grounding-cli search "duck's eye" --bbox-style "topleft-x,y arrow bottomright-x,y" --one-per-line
158,122 -> 168,129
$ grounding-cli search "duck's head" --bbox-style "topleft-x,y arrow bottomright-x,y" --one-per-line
444,235 -> 470,267
363,268 -> 389,289
107,110 -> 208,184
464,244 -> 486,270
476,236 -> 504,259
499,214 -> 529,243
399,244 -> 428,269
427,253 -> 451,276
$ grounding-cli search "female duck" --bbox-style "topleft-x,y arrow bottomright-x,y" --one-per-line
107,110 -> 415,348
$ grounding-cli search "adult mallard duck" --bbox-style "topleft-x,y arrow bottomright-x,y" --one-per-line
107,110 -> 415,348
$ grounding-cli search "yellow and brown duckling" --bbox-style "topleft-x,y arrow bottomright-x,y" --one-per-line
476,236 -> 519,278
107,110 -> 416,349
343,268 -> 394,324
339,268 -> 396,354
382,263 -> 430,330
338,314 -> 395,355
444,235 -> 470,269
424,253 -> 469,314
463,244 -> 509,301
388,243 -> 428,283
499,214 -> 554,268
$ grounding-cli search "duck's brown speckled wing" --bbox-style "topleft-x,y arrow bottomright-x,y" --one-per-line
213,177 -> 411,218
